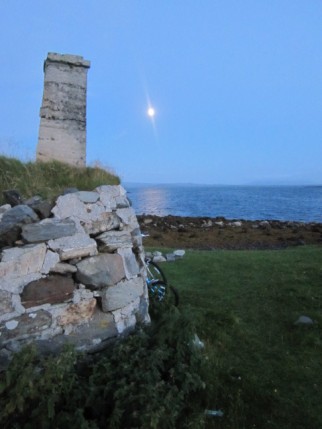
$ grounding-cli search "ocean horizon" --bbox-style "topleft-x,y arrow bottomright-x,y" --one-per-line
125,184 -> 322,223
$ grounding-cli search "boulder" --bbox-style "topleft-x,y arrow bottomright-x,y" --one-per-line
21,276 -> 75,308
24,196 -> 54,219
76,254 -> 126,289
0,205 -> 39,246
3,190 -> 23,206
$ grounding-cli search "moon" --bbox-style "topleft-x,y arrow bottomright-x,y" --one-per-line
147,107 -> 155,118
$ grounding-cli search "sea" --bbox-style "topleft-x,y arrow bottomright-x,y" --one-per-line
125,184 -> 322,223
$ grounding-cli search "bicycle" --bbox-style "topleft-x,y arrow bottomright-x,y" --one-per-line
145,257 -> 179,306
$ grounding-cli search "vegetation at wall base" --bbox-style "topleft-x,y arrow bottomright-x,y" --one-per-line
0,306 -> 207,429
0,155 -> 120,204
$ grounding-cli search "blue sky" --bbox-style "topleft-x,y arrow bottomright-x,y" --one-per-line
0,1 -> 321,185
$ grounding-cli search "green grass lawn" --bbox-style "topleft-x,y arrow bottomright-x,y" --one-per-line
156,245 -> 322,429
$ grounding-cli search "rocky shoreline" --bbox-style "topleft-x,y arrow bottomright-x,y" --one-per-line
137,215 -> 322,250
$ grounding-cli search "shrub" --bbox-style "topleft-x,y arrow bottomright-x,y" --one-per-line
0,307 -> 207,429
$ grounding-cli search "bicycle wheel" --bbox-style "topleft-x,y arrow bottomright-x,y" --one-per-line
145,259 -> 167,284
148,280 -> 179,307
148,280 -> 167,303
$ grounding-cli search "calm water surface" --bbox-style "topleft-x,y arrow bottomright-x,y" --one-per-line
126,185 -> 322,222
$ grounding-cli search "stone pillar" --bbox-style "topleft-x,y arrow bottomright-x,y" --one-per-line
36,53 -> 90,167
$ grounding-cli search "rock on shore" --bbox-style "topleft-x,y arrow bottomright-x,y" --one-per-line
137,215 -> 322,250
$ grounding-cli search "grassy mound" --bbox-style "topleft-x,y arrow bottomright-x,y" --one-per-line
0,156 -> 120,204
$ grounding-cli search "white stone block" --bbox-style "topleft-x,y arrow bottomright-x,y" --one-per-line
101,277 -> 144,312
41,250 -> 60,274
117,248 -> 140,279
48,233 -> 97,261
0,244 -> 46,293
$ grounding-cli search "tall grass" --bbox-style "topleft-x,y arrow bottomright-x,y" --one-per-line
0,156 -> 120,204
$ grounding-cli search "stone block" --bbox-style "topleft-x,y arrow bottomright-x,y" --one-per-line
0,310 -> 52,342
0,244 -> 46,293
0,290 -> 15,314
76,254 -> 125,289
117,207 -> 139,229
82,212 -> 121,235
41,250 -> 60,274
22,218 -> 77,243
21,276 -> 75,308
0,205 -> 39,246
57,299 -> 96,326
111,297 -> 141,334
1,273 -> 43,295
0,292 -> 25,323
48,232 -> 97,260
50,262 -> 77,274
101,277 -> 144,312
24,196 -> 54,219
52,194 -> 89,219
75,191 -> 99,203
115,195 -> 130,208
97,230 -> 132,252
52,194 -> 107,223
117,248 -> 140,279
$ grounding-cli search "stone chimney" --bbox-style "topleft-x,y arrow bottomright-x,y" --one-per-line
36,53 -> 90,167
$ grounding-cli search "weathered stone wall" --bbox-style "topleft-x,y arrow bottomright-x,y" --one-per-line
0,186 -> 149,369
36,53 -> 90,167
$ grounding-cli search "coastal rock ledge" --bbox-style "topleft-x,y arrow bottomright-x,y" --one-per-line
138,215 -> 322,250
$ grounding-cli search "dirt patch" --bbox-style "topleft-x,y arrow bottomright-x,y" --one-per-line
137,215 -> 322,250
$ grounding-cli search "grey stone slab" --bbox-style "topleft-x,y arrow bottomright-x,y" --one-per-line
101,277 -> 144,312
24,196 -> 54,219
0,310 -> 52,342
22,218 -> 77,243
116,207 -> 139,229
0,290 -> 15,314
76,254 -> 125,289
48,233 -> 97,260
82,212 -> 121,235
50,262 -> 77,274
97,230 -> 132,252
75,191 -> 99,203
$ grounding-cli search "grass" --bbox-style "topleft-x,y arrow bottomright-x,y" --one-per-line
155,245 -> 322,429
0,155 -> 120,204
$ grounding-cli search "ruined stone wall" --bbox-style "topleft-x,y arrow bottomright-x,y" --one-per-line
36,53 -> 90,167
0,186 -> 149,369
